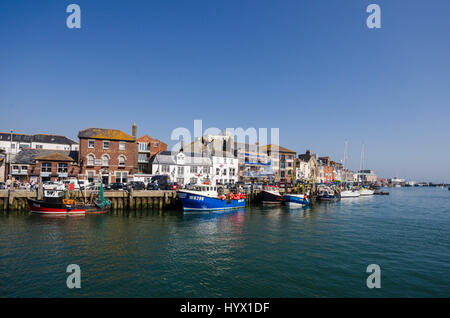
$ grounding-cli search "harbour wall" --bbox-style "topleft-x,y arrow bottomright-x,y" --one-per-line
0,188 -> 263,212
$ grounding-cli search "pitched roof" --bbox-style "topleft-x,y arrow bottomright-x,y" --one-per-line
78,128 -> 135,141
150,151 -> 212,166
260,144 -> 296,153
13,149 -> 78,164
0,133 -> 76,145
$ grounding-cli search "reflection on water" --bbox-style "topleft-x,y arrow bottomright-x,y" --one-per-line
1,187 -> 450,297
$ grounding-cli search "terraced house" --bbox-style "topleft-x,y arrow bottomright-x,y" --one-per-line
261,144 -> 296,183
78,127 -> 138,184
10,149 -> 79,183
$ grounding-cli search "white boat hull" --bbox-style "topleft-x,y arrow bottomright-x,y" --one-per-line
359,189 -> 374,196
340,191 -> 360,198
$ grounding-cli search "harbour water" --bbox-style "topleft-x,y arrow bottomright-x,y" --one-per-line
0,187 -> 449,297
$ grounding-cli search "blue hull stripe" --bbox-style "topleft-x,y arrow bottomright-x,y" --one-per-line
179,191 -> 246,211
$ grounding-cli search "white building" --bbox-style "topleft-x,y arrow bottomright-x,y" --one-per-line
150,151 -> 212,186
211,152 -> 239,185
295,158 -> 310,181
0,132 -> 78,155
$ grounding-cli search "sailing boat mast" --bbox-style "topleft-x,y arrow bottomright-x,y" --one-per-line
360,142 -> 365,171
343,138 -> 349,170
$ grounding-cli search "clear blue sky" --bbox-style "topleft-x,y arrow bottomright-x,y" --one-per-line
1,0 -> 449,182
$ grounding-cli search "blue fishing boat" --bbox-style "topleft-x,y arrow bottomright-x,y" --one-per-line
178,185 -> 246,212
283,193 -> 309,208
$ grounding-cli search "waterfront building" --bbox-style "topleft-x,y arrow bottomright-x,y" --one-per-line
0,149 -> 5,182
235,142 -> 274,182
149,150 -> 212,186
135,134 -> 167,183
0,132 -> 78,154
357,170 -> 378,183
297,150 -> 320,183
342,169 -> 357,182
185,134 -> 238,185
10,149 -> 80,183
318,156 -> 335,183
0,132 -> 79,182
294,157 -> 310,182
332,161 -> 343,182
78,126 -> 137,184
260,144 -> 296,183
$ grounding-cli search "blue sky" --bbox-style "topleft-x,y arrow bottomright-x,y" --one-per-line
0,0 -> 449,182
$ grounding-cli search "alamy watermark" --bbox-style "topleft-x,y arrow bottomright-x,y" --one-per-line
65,4 -> 381,30
66,264 -> 81,289
366,264 -> 381,288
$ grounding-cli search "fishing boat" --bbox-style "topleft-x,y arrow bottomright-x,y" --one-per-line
178,185 -> 246,212
283,193 -> 309,208
317,186 -> 339,201
28,189 -> 86,215
358,187 -> 374,196
261,185 -> 283,204
28,183 -> 110,215
340,190 -> 361,198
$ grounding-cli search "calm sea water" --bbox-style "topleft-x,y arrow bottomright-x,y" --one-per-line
0,187 -> 449,297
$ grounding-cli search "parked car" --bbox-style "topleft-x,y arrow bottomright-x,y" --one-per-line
128,181 -> 145,190
109,182 -> 128,191
169,182 -> 179,190
147,175 -> 171,190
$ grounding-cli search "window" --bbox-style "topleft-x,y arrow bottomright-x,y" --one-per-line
190,166 -> 198,173
21,166 -> 27,171
87,154 -> 95,166
36,145 -> 43,149
115,172 -> 128,183
41,163 -> 51,172
177,178 -> 184,184
281,155 -> 285,161
58,163 -> 68,173
288,162 -> 292,167
102,155 -> 109,166
161,165 -> 170,173
88,140 -> 95,148
118,156 -> 125,166
177,166 -> 184,175
12,165 -> 19,172
87,171 -> 94,182
190,177 -> 197,184
154,142 -> 159,148
119,142 -> 126,150
103,141 -> 110,149
216,168 -> 220,175
203,166 -> 210,174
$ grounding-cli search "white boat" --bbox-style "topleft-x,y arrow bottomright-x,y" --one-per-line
359,188 -> 374,196
340,190 -> 361,198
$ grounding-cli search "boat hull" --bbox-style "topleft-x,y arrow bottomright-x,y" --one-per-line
261,190 -> 283,204
178,191 -> 246,211
359,189 -> 374,196
28,199 -> 86,215
283,194 -> 309,208
340,191 -> 360,198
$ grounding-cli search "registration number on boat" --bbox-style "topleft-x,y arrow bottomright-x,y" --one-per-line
189,195 -> 204,201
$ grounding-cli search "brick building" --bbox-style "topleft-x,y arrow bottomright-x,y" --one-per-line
136,135 -> 167,174
10,149 -> 80,183
318,156 -> 335,183
78,127 -> 137,184
261,144 -> 296,183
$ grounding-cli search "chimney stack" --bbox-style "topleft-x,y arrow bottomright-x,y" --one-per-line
132,122 -> 137,139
